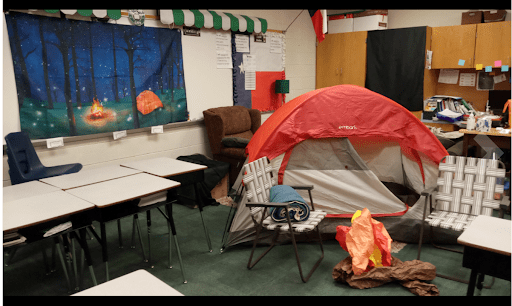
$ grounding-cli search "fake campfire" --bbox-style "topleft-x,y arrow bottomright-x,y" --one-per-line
83,98 -> 116,127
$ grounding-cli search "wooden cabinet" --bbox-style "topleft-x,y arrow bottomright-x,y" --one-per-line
475,21 -> 511,67
431,24 -> 477,69
316,31 -> 367,89
430,21 -> 511,69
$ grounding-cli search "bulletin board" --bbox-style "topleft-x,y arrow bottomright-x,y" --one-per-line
231,31 -> 286,112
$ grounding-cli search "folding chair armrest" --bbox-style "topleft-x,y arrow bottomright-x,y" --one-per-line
246,202 -> 290,208
287,185 -> 314,191
421,186 -> 437,197
500,196 -> 510,209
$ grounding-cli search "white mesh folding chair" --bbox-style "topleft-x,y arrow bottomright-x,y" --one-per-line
243,156 -> 327,283
417,155 -> 510,286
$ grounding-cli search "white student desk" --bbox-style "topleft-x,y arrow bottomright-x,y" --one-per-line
120,157 -> 213,253
41,165 -> 145,249
72,269 -> 183,296
3,180 -> 97,292
64,172 -> 183,282
40,165 -> 142,190
457,215 -> 511,296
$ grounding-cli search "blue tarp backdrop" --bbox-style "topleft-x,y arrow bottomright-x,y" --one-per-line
5,12 -> 188,139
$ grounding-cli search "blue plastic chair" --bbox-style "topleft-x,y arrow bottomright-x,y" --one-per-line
5,131 -> 82,185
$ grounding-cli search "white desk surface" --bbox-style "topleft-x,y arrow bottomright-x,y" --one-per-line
3,190 -> 95,232
65,173 -> 180,208
40,165 -> 142,190
121,157 -> 207,178
72,269 -> 183,296
457,215 -> 511,256
3,180 -> 62,203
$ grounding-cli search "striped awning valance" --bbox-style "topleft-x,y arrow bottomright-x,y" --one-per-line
159,10 -> 267,33
44,9 -> 122,19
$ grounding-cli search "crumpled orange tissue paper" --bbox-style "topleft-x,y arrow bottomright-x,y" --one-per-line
335,208 -> 392,275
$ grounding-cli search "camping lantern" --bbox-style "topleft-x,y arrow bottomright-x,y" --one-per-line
275,80 -> 289,106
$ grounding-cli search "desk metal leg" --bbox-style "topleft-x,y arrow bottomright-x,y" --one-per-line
41,246 -> 51,275
193,183 -> 212,252
100,222 -> 109,282
70,236 -> 79,291
133,214 -> 148,262
467,269 -> 478,296
165,203 -> 187,283
54,236 -> 73,292
117,219 -> 123,248
147,210 -> 152,268
77,227 -> 98,286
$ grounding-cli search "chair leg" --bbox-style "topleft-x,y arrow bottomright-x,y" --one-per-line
247,224 -> 279,270
289,224 -> 324,283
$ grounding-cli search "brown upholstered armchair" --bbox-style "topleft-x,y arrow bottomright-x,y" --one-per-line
203,106 -> 261,187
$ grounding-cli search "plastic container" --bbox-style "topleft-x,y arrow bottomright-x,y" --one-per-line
467,113 -> 476,130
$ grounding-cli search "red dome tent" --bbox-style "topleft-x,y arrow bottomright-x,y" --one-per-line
222,85 -> 449,250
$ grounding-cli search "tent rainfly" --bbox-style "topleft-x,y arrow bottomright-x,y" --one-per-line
222,85 -> 450,251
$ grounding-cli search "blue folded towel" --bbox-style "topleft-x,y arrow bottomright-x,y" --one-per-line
269,185 -> 310,222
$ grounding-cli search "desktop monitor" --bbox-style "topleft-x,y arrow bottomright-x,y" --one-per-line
488,90 -> 511,114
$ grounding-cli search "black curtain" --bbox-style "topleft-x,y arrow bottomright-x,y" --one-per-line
365,26 -> 427,111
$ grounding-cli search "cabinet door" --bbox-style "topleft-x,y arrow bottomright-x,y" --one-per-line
431,24 -> 476,69
316,31 -> 367,89
338,31 -> 367,87
316,33 -> 342,89
475,21 -> 511,67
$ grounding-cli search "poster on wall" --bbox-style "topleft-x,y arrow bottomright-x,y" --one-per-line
232,31 -> 286,112
5,12 -> 188,140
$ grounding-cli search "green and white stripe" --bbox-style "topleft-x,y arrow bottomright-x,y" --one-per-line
43,9 -> 267,33
160,9 -> 267,33
45,9 -> 122,20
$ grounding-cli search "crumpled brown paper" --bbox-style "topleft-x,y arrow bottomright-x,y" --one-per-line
332,255 -> 439,296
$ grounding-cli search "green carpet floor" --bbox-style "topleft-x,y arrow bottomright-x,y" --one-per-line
3,203 -> 511,296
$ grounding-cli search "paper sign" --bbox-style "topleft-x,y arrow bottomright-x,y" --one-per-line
151,125 -> 163,134
425,50 -> 432,69
243,54 -> 257,71
458,59 -> 465,66
438,69 -> 459,84
502,65 -> 509,72
494,60 -> 502,67
485,66 -> 492,72
215,32 -> 231,50
476,64 -> 483,70
243,54 -> 256,90
270,36 -> 282,54
245,71 -> 256,90
113,130 -> 127,140
216,50 -> 233,69
46,137 -> 64,149
235,34 -> 250,53
459,73 -> 476,86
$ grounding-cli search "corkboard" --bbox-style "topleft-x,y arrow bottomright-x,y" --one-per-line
434,68 -> 511,112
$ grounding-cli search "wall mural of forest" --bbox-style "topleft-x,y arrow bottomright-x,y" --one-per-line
5,12 -> 188,139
